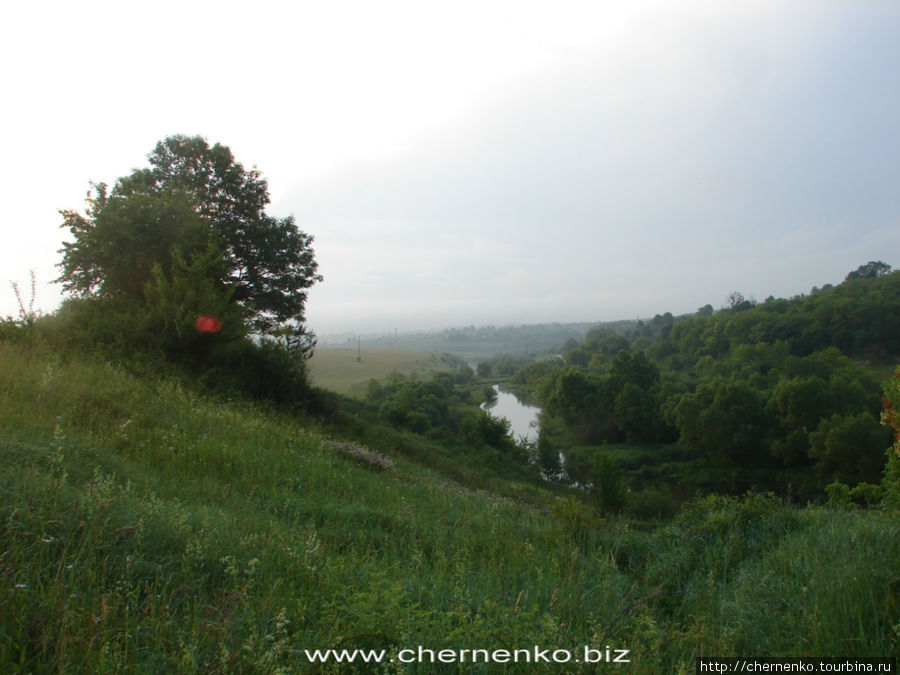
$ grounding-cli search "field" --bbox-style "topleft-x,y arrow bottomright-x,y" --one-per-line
308,347 -> 469,396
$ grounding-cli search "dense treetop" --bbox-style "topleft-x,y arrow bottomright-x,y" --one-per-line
58,135 -> 321,347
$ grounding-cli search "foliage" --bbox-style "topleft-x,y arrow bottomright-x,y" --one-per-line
142,245 -> 244,353
363,370 -> 525,464
57,135 -> 321,347
28,294 -> 317,410
536,429 -> 562,478
667,378 -> 771,465
1,338 -> 897,672
58,186 -> 207,299
591,455 -> 628,512
508,357 -> 562,389
538,351 -> 672,447
663,271 -> 900,361
45,136 -> 325,407
522,269 -> 898,499
845,260 -> 892,281
768,375 -> 830,466
882,367 -> 900,508
476,353 -> 532,378
808,412 -> 890,485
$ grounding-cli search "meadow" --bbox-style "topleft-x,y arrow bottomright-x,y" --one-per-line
308,347 -> 469,397
2,340 -> 898,672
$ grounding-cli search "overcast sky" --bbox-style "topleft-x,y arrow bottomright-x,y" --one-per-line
2,0 -> 899,337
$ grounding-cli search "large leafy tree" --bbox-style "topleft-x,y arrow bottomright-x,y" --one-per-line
844,260 -> 892,281
58,186 -> 207,300
668,378 -> 771,465
58,135 -> 322,349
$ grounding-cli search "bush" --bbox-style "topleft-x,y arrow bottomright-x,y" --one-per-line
36,295 -> 320,412
628,486 -> 680,520
825,480 -> 851,508
849,482 -> 883,506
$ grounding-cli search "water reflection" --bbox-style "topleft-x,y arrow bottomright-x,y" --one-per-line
482,385 -> 540,443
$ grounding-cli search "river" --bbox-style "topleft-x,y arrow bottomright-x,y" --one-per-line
481,385 -> 541,444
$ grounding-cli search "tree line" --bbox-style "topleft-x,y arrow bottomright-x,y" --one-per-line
516,267 -> 898,502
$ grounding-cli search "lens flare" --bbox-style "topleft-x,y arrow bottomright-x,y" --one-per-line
195,315 -> 223,333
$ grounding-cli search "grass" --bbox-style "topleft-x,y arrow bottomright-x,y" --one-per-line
309,347 -> 467,397
1,340 -> 898,672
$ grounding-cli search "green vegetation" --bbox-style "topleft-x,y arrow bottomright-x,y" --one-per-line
520,268 -> 900,505
309,348 -> 467,397
360,370 -> 525,476
58,135 -> 321,345
2,341 -> 898,672
2,137 -> 897,670
51,136 -> 321,411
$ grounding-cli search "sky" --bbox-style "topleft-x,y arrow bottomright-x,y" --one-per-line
2,0 -> 899,338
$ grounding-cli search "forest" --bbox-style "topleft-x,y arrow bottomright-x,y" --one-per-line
506,265 -> 900,511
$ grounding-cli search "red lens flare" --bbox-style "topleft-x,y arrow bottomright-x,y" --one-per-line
195,315 -> 223,333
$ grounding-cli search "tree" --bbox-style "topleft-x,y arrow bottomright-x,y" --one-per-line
668,378 -> 770,465
809,412 -> 889,484
726,291 -> 753,312
609,350 -> 659,391
613,382 -> 658,441
58,186 -> 207,300
542,366 -> 595,426
537,430 -> 561,477
58,135 -> 322,350
768,375 -> 828,466
844,260 -> 892,282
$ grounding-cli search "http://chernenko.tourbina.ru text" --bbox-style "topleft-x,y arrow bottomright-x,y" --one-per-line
302,644 -> 631,665
696,657 -> 896,673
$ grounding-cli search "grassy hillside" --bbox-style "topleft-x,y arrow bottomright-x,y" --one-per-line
2,341 -> 898,672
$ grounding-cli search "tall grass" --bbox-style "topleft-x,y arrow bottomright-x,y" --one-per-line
1,341 -> 897,672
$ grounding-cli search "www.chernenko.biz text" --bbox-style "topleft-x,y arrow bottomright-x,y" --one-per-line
303,645 -> 631,666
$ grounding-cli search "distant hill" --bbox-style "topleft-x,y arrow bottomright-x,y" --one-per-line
320,320 -> 639,358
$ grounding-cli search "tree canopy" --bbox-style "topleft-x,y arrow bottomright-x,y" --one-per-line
845,260 -> 892,281
511,269 -> 899,499
58,135 -> 321,349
